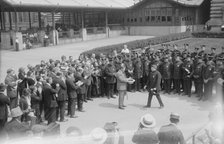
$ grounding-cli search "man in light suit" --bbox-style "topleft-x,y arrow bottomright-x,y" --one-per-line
116,63 -> 134,110
158,113 -> 186,144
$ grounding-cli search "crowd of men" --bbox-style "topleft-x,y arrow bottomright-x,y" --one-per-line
0,43 -> 224,141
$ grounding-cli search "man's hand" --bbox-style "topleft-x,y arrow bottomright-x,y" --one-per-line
144,85 -> 147,89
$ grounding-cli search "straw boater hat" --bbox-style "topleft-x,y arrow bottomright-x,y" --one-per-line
140,114 -> 156,128
89,128 -> 108,144
11,107 -> 23,118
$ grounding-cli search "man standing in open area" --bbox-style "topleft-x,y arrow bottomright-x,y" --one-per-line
144,64 -> 164,109
158,113 -> 185,144
115,63 -> 134,110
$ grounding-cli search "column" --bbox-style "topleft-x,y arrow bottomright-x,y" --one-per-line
38,12 -> 41,28
105,11 -> 109,38
0,7 -> 2,30
9,12 -> 12,30
3,11 -> 6,30
51,12 -> 58,45
14,12 -> 18,31
28,12 -> 31,29
80,10 -> 87,41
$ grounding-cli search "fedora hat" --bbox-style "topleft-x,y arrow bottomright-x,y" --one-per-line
0,83 -> 6,92
140,114 -> 156,128
11,107 -> 23,118
89,128 -> 108,144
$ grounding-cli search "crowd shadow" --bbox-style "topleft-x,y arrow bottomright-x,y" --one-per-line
99,103 -> 118,109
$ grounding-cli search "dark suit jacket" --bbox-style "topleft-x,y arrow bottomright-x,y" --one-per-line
52,77 -> 67,101
158,124 -> 186,144
74,73 -> 87,95
147,70 -> 162,92
0,93 -> 10,120
104,63 -> 116,84
42,83 -> 58,108
132,129 -> 159,144
66,77 -> 78,99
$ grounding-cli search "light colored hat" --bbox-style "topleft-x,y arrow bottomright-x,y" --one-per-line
170,113 -> 180,120
89,128 -> 108,144
11,107 -> 23,118
140,114 -> 156,128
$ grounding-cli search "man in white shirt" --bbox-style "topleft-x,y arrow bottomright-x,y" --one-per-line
121,45 -> 130,54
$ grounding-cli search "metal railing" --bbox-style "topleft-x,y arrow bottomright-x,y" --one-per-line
186,122 -> 209,144
86,27 -> 106,34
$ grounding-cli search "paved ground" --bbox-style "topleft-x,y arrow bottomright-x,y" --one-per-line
0,35 -> 217,143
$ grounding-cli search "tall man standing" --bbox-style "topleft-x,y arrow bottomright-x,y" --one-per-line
116,63 -> 134,110
158,113 -> 185,144
144,64 -> 164,109
66,71 -> 78,118
42,77 -> 59,124
53,72 -> 68,122
104,56 -> 116,99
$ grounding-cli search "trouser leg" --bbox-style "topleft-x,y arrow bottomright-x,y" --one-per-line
59,101 -> 66,121
48,107 -> 56,124
67,97 -> 71,115
118,91 -> 125,107
147,92 -> 153,107
155,94 -> 164,107
70,98 -> 76,116
77,94 -> 84,111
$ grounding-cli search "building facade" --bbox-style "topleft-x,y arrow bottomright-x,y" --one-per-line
207,0 -> 224,31
123,0 -> 210,36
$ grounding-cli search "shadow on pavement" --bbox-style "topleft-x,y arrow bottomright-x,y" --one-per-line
99,103 -> 118,109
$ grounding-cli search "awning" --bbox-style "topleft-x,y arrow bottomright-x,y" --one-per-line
2,0 -> 137,11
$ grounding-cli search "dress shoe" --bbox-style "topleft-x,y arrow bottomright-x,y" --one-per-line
84,100 -> 88,103
111,96 -> 116,99
87,98 -> 93,101
60,119 -> 68,122
143,105 -> 150,108
122,105 -> 127,107
70,115 -> 78,118
159,106 -> 164,109
79,109 -> 85,112
118,107 -> 124,110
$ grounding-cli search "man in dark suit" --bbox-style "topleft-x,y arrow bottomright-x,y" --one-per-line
42,77 -> 59,124
52,72 -> 68,122
173,56 -> 183,95
158,113 -> 186,144
66,71 -> 78,118
74,66 -> 87,112
161,57 -> 172,94
104,57 -> 116,99
0,83 -> 10,132
144,64 -> 164,108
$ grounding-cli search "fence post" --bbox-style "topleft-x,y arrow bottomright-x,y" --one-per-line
192,135 -> 195,144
